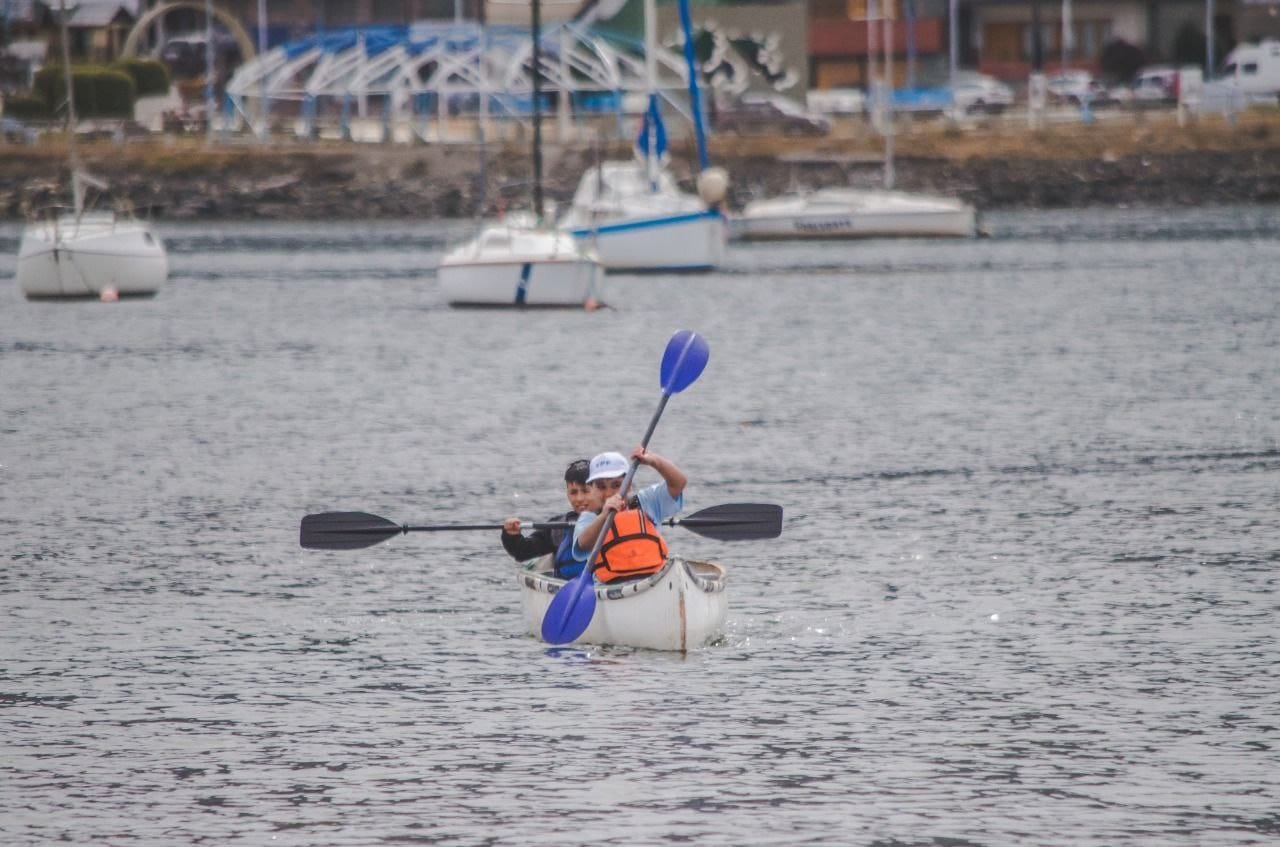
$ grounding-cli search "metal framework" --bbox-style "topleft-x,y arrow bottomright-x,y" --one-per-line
224,21 -> 693,141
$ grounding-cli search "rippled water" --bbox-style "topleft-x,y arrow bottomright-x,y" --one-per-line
2,207 -> 1278,845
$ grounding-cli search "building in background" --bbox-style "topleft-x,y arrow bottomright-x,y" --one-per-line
807,0 -> 948,90
2,0 -> 140,63
1236,0 -> 1280,40
961,1 -> 1246,82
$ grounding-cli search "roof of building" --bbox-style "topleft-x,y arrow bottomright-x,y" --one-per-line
67,1 -> 138,28
3,0 -> 38,24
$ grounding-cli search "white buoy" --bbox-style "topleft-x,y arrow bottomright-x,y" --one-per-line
99,287 -> 119,302
697,167 -> 729,206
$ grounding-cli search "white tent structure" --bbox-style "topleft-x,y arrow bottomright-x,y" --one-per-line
224,21 -> 694,143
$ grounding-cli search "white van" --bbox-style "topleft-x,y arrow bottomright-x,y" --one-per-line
1203,40 -> 1280,106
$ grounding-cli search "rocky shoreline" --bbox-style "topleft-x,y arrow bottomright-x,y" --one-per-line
4,114 -> 1280,220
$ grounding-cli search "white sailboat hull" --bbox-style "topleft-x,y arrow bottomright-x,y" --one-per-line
567,210 -> 727,272
17,213 -> 168,299
438,224 -> 604,307
560,162 -> 726,272
732,188 -> 978,240
519,556 -> 728,652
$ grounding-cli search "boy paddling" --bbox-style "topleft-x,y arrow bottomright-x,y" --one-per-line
572,447 -> 686,583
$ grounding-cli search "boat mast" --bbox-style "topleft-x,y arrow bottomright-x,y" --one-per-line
57,0 -> 82,214
205,0 -> 215,145
643,0 -> 657,190
531,0 -> 544,223
883,2 -> 895,189
676,0 -> 709,172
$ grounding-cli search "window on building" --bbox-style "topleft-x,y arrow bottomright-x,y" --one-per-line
1009,19 -> 1113,62
844,0 -> 900,20
985,22 -> 1021,63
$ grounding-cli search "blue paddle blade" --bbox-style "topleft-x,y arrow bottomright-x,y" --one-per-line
541,570 -> 599,645
660,330 -> 709,394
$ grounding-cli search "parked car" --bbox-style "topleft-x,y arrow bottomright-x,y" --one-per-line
1130,66 -> 1180,103
1046,70 -> 1118,106
713,94 -> 831,136
806,87 -> 867,115
950,71 -> 1015,113
1,115 -> 38,144
161,31 -> 241,79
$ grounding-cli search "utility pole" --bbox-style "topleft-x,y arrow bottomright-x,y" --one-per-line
905,0 -> 916,90
204,0 -> 215,144
257,0 -> 268,141
948,0 -> 957,88
532,0 -> 543,222
1061,0 -> 1072,70
1030,0 -> 1043,72
1206,0 -> 1215,77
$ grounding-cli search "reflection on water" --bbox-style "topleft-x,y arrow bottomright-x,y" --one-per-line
1,206 -> 1278,845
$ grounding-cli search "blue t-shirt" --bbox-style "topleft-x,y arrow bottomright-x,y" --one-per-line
571,481 -> 683,562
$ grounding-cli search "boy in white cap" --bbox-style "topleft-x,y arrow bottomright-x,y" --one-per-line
571,446 -> 686,583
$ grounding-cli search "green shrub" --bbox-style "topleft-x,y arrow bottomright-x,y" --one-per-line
113,59 -> 170,97
34,65 -> 137,119
3,95 -> 51,119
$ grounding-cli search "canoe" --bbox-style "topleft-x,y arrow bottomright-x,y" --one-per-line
518,555 -> 727,652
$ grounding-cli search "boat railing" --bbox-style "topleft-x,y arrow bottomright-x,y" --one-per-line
24,197 -> 140,240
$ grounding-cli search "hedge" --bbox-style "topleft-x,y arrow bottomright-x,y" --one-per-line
3,95 -> 51,119
113,59 -> 171,97
34,65 -> 137,119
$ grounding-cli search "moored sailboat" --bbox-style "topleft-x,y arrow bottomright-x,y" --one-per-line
436,0 -> 603,308
558,0 -> 727,272
16,1 -> 167,301
732,187 -> 977,240
438,214 -> 603,307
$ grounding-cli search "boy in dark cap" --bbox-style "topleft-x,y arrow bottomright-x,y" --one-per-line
501,458 -> 592,577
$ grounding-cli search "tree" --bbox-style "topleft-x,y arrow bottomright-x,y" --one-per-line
1172,21 -> 1206,68
1099,39 -> 1145,84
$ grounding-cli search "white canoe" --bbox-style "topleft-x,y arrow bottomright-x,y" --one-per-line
518,555 -> 727,652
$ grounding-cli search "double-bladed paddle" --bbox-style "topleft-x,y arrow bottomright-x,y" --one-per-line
539,329 -> 710,646
299,502 -> 782,551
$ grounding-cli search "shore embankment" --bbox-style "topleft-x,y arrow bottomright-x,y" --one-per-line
4,110 -> 1280,220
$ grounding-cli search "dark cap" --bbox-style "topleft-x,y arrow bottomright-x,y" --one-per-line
564,459 -> 590,485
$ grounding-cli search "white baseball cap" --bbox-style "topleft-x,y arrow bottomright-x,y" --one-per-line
586,451 -> 628,482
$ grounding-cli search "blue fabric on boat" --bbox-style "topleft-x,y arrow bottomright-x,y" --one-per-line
554,533 -> 583,578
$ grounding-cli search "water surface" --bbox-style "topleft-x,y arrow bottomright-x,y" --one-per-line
2,207 -> 1278,845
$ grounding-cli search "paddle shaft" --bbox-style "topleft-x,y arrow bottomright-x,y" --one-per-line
404,522 -> 564,532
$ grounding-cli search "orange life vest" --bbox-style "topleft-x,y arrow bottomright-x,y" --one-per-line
592,508 -> 669,583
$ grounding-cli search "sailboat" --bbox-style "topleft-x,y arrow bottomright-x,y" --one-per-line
15,0 -> 168,301
730,0 -> 977,242
437,0 -> 603,308
732,187 -> 977,240
557,0 -> 726,272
